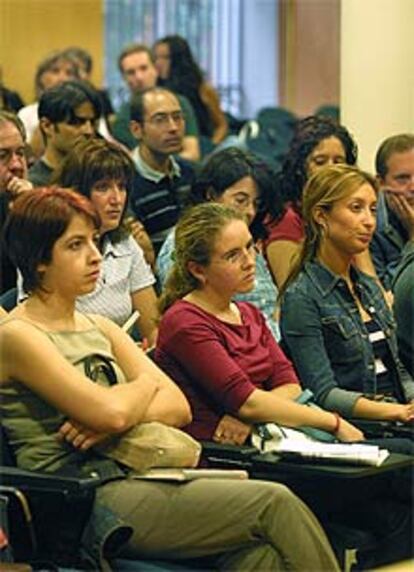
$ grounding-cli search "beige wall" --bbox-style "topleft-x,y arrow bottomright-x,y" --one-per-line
279,0 -> 340,116
341,0 -> 414,171
0,0 -> 103,104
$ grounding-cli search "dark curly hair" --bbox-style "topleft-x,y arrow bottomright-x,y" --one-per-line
278,116 -> 358,205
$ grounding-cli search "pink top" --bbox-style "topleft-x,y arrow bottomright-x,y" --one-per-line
264,203 -> 304,250
155,300 -> 299,440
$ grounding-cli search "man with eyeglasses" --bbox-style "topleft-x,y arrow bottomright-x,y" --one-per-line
113,44 -> 200,162
0,111 -> 33,296
370,133 -> 414,290
28,80 -> 101,186
128,87 -> 195,254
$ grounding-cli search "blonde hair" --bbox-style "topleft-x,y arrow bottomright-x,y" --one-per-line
280,164 -> 378,296
159,203 -> 246,314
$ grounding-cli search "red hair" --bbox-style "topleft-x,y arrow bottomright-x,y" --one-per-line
3,186 -> 100,293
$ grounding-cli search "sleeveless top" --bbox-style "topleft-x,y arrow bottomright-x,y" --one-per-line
0,317 -> 126,473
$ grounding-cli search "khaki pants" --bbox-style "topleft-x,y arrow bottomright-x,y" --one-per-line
97,477 -> 339,571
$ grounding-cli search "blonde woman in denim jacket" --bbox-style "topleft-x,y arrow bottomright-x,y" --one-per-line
280,165 -> 414,433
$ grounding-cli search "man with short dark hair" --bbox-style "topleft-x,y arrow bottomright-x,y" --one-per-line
370,133 -> 414,289
129,87 -> 194,254
28,80 -> 101,186
112,44 -> 200,162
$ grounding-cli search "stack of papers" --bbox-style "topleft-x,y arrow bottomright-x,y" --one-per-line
252,425 -> 389,467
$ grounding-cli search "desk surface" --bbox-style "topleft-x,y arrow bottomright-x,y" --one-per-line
250,452 -> 414,480
201,442 -> 414,480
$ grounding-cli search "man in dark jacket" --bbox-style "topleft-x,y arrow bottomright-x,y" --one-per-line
370,133 -> 414,290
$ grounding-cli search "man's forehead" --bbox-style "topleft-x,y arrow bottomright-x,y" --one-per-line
73,101 -> 97,118
144,92 -> 180,115
123,51 -> 153,69
386,148 -> 414,174
0,122 -> 24,148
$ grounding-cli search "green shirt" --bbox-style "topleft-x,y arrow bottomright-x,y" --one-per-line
112,93 -> 199,150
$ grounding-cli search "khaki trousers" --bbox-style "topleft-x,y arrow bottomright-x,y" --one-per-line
97,477 -> 340,571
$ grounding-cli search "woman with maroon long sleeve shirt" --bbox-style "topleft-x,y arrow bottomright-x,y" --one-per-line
156,203 -> 363,445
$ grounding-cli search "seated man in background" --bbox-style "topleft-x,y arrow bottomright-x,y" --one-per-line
370,133 -> 414,290
129,87 -> 194,255
0,111 -> 32,296
62,46 -> 115,129
28,80 -> 101,186
112,43 -> 200,162
18,50 -> 79,154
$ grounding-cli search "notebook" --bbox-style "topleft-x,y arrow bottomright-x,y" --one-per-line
132,468 -> 249,482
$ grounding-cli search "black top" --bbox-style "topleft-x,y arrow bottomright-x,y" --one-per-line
365,318 -> 397,399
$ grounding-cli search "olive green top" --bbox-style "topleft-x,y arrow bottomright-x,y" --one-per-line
0,317 -> 126,473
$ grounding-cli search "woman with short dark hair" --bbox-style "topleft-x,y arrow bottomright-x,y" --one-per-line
54,135 -> 158,345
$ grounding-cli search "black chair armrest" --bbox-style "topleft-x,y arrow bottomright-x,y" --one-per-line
200,441 -> 257,469
349,418 -> 414,439
0,465 -> 101,492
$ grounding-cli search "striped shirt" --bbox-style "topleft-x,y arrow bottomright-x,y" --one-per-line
130,148 -> 194,254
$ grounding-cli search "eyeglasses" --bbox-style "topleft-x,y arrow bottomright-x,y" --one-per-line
0,147 -> 26,165
145,111 -> 184,128
216,241 -> 258,265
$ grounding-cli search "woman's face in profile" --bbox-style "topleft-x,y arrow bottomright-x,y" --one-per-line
153,43 -> 171,80
306,136 -> 346,179
316,183 -> 377,258
216,176 -> 259,226
39,214 -> 101,297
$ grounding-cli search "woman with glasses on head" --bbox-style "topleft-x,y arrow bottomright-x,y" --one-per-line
157,146 -> 283,341
156,202 -> 363,445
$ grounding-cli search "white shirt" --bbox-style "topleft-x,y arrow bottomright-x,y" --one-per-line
17,235 -> 155,327
76,235 -> 155,326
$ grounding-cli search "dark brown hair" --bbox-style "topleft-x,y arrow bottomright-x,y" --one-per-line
54,135 -> 135,242
375,134 -> 414,179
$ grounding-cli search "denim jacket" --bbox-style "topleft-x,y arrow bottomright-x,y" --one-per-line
280,260 -> 414,417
